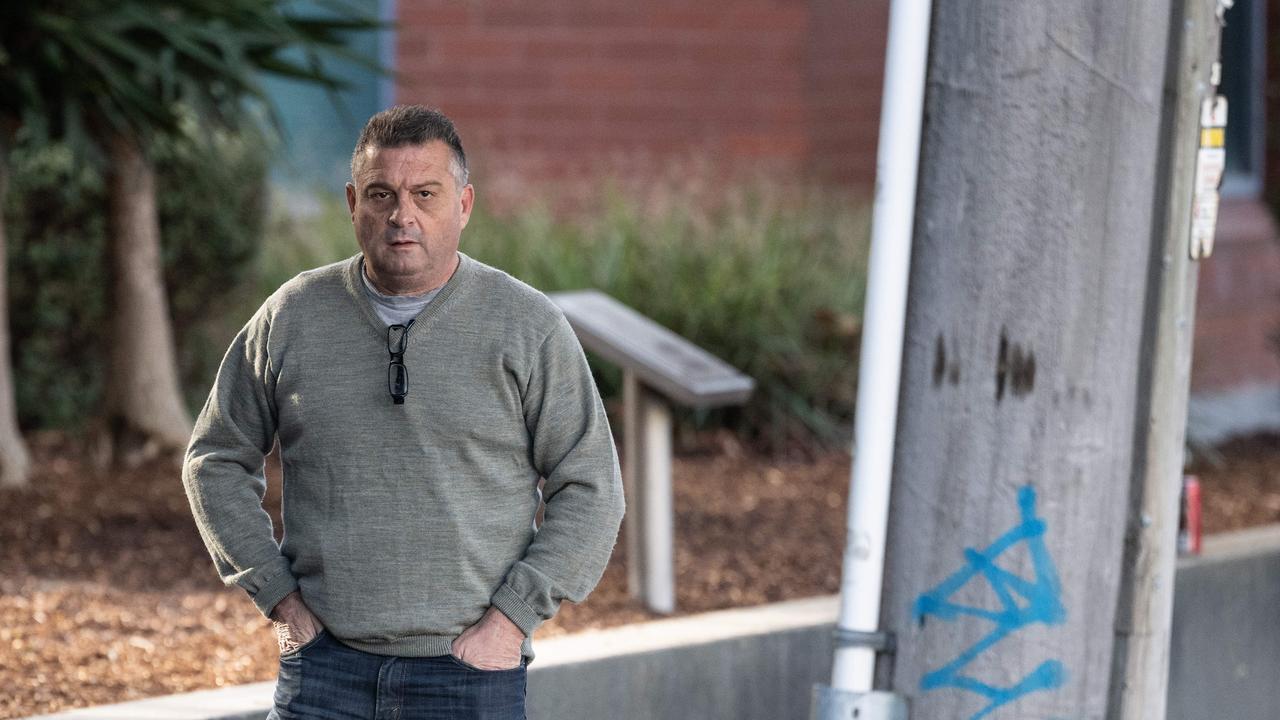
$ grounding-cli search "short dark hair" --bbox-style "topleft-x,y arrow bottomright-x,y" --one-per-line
350,105 -> 469,186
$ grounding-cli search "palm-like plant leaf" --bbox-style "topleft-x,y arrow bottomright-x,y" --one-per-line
1,0 -> 387,152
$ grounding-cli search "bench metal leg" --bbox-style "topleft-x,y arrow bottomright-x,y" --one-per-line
622,370 -> 675,614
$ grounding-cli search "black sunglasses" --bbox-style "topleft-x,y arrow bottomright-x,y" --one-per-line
387,320 -> 415,404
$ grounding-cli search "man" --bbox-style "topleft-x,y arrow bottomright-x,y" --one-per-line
182,105 -> 625,719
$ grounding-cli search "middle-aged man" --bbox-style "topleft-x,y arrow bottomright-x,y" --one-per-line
182,104 -> 626,719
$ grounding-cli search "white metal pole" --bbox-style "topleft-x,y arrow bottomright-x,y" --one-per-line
641,386 -> 675,614
622,370 -> 676,614
831,0 -> 934,693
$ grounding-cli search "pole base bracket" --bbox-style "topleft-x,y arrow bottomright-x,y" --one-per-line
811,686 -> 908,720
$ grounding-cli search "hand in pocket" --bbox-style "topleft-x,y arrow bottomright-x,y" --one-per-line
270,590 -> 325,654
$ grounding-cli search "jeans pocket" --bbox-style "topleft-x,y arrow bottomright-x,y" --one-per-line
446,653 -> 525,673
280,628 -> 327,660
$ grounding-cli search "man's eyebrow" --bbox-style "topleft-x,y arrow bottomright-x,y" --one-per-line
410,180 -> 446,189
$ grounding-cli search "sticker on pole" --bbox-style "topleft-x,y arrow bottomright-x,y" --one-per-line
1190,95 -> 1227,260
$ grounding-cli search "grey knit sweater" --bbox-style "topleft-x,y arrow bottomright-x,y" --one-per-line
182,251 -> 625,660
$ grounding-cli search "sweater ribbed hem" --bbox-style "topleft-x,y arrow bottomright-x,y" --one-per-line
339,634 -> 457,657
338,632 -> 536,661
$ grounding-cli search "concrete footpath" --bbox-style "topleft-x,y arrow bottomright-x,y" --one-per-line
23,523 -> 1280,720
1166,523 -> 1280,720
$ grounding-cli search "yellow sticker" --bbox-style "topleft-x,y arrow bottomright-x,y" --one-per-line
1200,127 -> 1225,148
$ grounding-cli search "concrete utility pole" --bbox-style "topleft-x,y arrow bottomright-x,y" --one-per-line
870,1 -> 1220,718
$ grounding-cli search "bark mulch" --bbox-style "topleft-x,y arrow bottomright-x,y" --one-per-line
1,430 -> 1276,719
1188,433 -> 1280,534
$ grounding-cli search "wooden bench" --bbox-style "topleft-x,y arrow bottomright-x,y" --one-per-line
549,290 -> 755,614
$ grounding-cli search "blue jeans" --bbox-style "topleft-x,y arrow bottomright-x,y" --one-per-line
266,629 -> 528,720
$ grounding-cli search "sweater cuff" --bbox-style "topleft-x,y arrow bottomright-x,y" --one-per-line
247,568 -> 300,619
490,583 -> 543,637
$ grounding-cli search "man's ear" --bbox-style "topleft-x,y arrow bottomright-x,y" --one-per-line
345,183 -> 357,217
459,184 -> 475,230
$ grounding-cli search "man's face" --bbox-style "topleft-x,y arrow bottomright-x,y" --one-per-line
346,140 -> 474,294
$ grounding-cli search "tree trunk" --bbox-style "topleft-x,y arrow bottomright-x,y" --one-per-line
0,138 -> 33,488
874,1 -> 1181,718
104,132 -> 193,453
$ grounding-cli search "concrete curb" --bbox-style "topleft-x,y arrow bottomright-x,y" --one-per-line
22,682 -> 276,720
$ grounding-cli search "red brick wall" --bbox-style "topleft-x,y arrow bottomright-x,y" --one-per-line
395,0 -> 887,193
804,0 -> 887,186
1192,199 -> 1280,393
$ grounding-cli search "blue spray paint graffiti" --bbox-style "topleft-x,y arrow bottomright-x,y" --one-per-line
913,485 -> 1067,719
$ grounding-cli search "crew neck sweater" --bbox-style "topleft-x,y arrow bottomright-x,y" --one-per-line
182,251 -> 625,660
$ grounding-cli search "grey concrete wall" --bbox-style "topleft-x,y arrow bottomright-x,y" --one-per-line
521,594 -> 838,720
1187,383 -> 1280,445
529,625 -> 832,720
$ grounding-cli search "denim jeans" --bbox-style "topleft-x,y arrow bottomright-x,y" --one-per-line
266,629 -> 528,720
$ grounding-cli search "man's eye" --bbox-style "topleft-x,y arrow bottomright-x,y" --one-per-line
418,190 -> 434,198
369,191 -> 390,200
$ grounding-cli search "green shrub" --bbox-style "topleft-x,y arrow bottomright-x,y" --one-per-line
4,126 -> 270,430
4,142 -> 108,429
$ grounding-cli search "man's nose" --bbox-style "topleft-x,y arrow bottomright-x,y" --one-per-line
387,195 -> 417,227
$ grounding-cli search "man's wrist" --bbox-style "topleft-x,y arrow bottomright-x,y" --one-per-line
484,606 -> 523,637
269,590 -> 301,622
